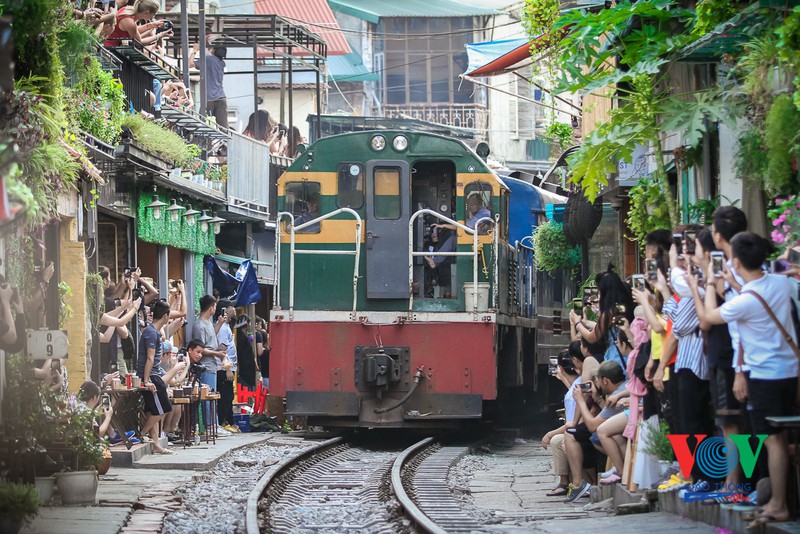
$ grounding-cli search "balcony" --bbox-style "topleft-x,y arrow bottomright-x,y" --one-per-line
383,103 -> 488,133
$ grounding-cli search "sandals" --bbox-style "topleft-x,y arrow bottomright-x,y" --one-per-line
742,508 -> 764,522
154,448 -> 177,455
546,483 -> 569,497
747,512 -> 789,530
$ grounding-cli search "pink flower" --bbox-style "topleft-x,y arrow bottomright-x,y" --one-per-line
777,198 -> 784,205
774,218 -> 782,227
783,224 -> 790,233
772,230 -> 786,244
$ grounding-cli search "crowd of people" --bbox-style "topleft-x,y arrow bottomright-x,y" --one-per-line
66,263 -> 272,454
542,206 -> 800,529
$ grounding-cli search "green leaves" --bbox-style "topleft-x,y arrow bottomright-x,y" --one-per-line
661,89 -> 743,148
533,220 -> 581,274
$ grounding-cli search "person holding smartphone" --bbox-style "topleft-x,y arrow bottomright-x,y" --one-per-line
77,381 -> 116,440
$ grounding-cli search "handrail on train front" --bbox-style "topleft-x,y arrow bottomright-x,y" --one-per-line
408,209 -> 498,315
274,209 -> 362,319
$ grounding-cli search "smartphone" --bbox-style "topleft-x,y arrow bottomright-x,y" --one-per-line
548,357 -> 558,376
645,259 -> 658,282
771,259 -> 790,273
672,233 -> 683,254
101,394 -> 111,410
124,268 -> 132,280
692,265 -> 705,282
614,304 -> 627,325
572,297 -> 583,311
632,274 -> 646,291
711,251 -> 725,278
579,382 -> 592,393
585,286 -> 598,301
683,230 -> 697,255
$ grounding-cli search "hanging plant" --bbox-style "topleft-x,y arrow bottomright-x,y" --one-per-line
533,220 -> 580,274
544,121 -> 574,155
734,127 -> 769,187
626,179 -> 671,249
764,94 -> 800,195
121,114 -> 195,166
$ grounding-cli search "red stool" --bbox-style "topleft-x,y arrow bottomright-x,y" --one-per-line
253,383 -> 268,415
237,383 -> 258,404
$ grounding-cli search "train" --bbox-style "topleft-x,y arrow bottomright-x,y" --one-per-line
267,130 -> 574,429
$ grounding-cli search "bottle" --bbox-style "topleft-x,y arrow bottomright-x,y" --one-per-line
194,425 -> 201,446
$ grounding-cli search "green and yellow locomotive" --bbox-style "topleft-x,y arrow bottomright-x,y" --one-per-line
269,130 -> 556,428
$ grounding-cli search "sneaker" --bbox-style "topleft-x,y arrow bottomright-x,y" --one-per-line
690,479 -> 711,493
564,481 -> 591,503
601,466 -> 618,479
658,475 -> 690,493
217,427 -> 231,437
600,473 -> 622,485
224,424 -> 240,433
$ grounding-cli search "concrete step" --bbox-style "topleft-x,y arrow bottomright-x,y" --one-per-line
110,438 -> 170,467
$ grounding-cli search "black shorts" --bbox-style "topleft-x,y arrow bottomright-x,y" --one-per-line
566,422 -> 593,443
142,375 -> 172,416
746,377 -> 796,435
710,365 -> 742,425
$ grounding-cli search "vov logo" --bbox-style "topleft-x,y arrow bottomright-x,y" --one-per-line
667,434 -> 767,480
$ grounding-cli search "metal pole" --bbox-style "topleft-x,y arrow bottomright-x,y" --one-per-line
180,0 -> 189,90
288,48 -> 293,136
253,37 -> 259,135
315,60 -> 321,140
198,0 -> 207,119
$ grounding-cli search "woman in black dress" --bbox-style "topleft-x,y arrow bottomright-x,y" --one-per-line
234,315 -> 257,389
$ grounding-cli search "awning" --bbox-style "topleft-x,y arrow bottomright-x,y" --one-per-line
328,0 -> 502,24
255,0 -> 351,55
464,37 -> 532,77
678,4 -> 762,63
328,52 -> 379,82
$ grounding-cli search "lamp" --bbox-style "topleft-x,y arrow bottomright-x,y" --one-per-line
182,204 -> 200,226
208,213 -> 225,235
145,193 -> 168,220
165,197 -> 186,223
198,210 -> 213,233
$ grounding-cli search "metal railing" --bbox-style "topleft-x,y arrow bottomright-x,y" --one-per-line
383,103 -> 488,131
408,209 -> 498,314
516,236 -> 536,318
274,209 -> 362,319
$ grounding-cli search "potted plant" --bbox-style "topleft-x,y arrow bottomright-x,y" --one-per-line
641,420 -> 674,476
96,445 -> 112,476
54,401 -> 103,505
533,220 -> 581,274
0,479 -> 40,533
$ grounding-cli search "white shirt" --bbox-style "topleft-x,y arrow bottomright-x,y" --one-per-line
217,322 -> 237,371
564,376 -> 581,423
719,274 -> 798,380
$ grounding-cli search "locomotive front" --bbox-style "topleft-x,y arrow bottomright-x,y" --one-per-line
268,131 -> 531,428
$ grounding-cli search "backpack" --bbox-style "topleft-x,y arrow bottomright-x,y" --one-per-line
603,327 -> 628,378
249,413 -> 281,432
633,340 -> 652,383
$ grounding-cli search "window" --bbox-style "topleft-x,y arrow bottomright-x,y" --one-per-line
381,17 -> 474,104
285,181 -> 321,233
337,164 -> 364,209
373,168 -> 400,220
463,182 -> 493,234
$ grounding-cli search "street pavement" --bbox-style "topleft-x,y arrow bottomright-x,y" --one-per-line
23,432 -> 730,534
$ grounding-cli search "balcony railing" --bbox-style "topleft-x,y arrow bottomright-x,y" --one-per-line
226,131 -> 274,220
383,103 -> 488,132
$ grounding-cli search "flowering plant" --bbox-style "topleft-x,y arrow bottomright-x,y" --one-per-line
768,194 -> 800,248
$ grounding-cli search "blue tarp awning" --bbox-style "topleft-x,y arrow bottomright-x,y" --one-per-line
465,37 -> 532,77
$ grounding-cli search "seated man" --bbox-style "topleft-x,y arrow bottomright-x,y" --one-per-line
541,349 -> 582,497
425,192 -> 493,267
563,360 -> 628,503
294,193 -> 321,233
423,225 -> 454,296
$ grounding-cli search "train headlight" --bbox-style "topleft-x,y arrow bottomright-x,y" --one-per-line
392,135 -> 408,152
370,134 -> 386,151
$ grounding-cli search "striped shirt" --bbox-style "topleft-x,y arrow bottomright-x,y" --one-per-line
663,295 -> 708,380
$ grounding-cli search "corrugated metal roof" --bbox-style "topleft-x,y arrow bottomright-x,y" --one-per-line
328,0 -> 503,24
255,0 -> 351,55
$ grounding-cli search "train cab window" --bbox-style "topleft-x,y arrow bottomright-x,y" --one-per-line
285,181 -> 321,233
337,164 -> 364,209
463,183 -> 493,234
373,168 -> 401,220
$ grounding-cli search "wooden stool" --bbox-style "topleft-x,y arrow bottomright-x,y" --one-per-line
171,397 -> 191,449
205,393 -> 221,444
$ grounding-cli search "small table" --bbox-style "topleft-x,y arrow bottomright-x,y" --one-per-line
104,387 -> 147,449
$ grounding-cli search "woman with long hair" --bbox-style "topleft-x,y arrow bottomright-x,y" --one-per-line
103,0 -> 171,46
243,110 -> 274,142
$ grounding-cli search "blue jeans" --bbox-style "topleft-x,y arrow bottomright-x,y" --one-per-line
200,370 -> 217,426
152,79 -> 162,111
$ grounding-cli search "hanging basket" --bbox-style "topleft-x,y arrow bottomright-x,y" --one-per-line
563,192 -> 603,245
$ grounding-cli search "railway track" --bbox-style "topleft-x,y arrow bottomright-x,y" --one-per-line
246,434 -> 482,533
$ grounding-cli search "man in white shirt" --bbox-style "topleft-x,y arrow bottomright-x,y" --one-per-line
695,232 -> 799,528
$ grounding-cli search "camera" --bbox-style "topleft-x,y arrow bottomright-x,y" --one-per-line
683,230 -> 697,255
613,304 -> 627,326
170,279 -> 182,288
156,20 -> 173,34
101,393 -> 111,410
645,258 -> 658,282
189,362 -> 207,378
177,348 -> 187,362
711,251 -> 725,278
672,233 -> 683,254
631,274 -> 646,292
548,356 -> 558,376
